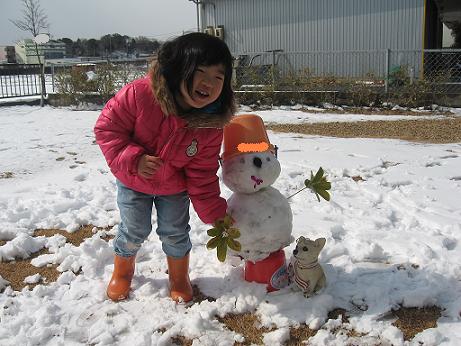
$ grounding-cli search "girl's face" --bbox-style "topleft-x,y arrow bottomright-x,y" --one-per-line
179,64 -> 225,110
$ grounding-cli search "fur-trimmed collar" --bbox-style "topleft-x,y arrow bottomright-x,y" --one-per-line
149,63 -> 232,129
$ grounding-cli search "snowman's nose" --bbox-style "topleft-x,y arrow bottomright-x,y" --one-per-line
253,157 -> 262,168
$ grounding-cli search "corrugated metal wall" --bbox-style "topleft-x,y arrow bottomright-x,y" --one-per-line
201,0 -> 425,53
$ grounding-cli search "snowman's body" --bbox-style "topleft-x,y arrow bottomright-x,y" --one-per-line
227,186 -> 292,262
222,150 -> 293,263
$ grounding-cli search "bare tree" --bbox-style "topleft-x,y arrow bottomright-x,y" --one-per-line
10,0 -> 49,102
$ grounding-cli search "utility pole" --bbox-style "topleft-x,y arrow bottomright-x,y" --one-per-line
188,0 -> 201,32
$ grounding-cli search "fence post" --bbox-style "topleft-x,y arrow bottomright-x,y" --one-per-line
40,63 -> 45,107
384,49 -> 390,93
51,63 -> 55,93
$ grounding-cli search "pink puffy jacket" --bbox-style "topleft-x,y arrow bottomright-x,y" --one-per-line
94,77 -> 227,224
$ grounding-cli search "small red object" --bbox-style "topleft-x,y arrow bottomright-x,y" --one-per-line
244,249 -> 289,292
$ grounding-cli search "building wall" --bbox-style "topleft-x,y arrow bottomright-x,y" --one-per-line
15,40 -> 66,64
0,47 -> 7,63
201,0 -> 426,53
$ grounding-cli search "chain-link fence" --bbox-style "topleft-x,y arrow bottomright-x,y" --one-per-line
233,49 -> 461,101
0,59 -> 150,100
2,50 -> 460,106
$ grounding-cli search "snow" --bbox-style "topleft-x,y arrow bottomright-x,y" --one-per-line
0,105 -> 460,345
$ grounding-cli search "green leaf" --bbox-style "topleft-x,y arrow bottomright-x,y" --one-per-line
227,238 -> 242,251
214,218 -> 224,229
318,181 -> 331,190
207,227 -> 220,237
206,236 -> 221,249
227,227 -> 241,239
223,214 -> 233,228
217,239 -> 228,262
313,167 -> 324,182
317,189 -> 331,201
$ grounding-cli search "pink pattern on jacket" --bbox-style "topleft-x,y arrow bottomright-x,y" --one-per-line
94,76 -> 227,224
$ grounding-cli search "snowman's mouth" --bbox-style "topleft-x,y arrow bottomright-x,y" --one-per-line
251,175 -> 263,189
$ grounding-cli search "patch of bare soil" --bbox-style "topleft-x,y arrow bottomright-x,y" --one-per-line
0,171 -> 14,179
192,284 -> 216,304
392,306 -> 442,340
302,107 -> 454,116
0,248 -> 59,291
0,225 -> 112,291
267,118 -> 461,143
170,335 -> 193,346
285,324 -> 317,346
34,224 -> 113,246
217,312 -> 274,345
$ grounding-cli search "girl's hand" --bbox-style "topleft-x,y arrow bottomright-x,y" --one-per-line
137,154 -> 163,179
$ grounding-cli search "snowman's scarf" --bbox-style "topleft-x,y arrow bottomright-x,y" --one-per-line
251,175 -> 263,189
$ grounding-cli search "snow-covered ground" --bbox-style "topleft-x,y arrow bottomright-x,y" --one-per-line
0,105 -> 460,345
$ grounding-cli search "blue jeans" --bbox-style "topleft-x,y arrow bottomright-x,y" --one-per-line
114,180 -> 192,258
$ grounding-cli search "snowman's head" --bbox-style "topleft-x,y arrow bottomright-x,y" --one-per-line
222,151 -> 281,193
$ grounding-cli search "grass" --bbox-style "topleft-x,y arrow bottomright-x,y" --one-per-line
267,118 -> 461,144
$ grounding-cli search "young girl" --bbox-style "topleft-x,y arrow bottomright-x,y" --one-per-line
94,32 -> 236,303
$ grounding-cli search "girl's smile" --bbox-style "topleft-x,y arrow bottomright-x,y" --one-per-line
178,64 -> 225,110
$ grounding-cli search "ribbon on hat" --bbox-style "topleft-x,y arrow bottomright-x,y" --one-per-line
237,142 -> 269,153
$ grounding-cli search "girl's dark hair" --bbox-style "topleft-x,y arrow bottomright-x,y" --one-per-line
157,32 -> 235,117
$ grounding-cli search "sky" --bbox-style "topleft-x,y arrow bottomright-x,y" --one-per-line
0,104 -> 460,345
0,0 -> 197,45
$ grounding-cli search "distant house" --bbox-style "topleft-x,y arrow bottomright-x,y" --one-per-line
0,46 -> 16,63
0,47 -> 6,63
197,0 -> 453,52
195,0 -> 459,79
15,39 -> 66,64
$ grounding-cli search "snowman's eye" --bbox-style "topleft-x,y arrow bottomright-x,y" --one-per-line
240,157 -> 245,164
266,157 -> 271,162
302,246 -> 308,251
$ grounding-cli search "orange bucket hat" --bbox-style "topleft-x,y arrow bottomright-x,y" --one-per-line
222,114 -> 274,161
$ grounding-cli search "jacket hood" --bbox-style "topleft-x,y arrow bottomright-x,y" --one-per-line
149,63 -> 232,129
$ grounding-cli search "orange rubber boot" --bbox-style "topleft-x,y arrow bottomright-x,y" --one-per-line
167,254 -> 193,303
106,255 -> 135,301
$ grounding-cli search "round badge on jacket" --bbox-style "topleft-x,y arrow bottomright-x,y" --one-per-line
186,139 -> 198,157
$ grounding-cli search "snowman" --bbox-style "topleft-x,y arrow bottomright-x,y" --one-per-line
221,114 -> 293,291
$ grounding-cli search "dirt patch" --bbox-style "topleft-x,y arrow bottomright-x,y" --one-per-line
267,118 -> 461,143
217,312 -> 274,345
192,284 -> 216,304
0,171 -> 14,179
392,306 -> 442,340
286,324 -> 317,346
301,107 -> 454,117
0,225 -> 112,291
0,248 -> 59,291
34,224 -> 113,246
170,335 -> 193,346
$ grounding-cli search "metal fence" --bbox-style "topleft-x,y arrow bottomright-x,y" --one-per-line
47,59 -> 149,93
0,64 -> 42,98
0,59 -> 150,99
2,50 -> 461,102
233,49 -> 461,95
